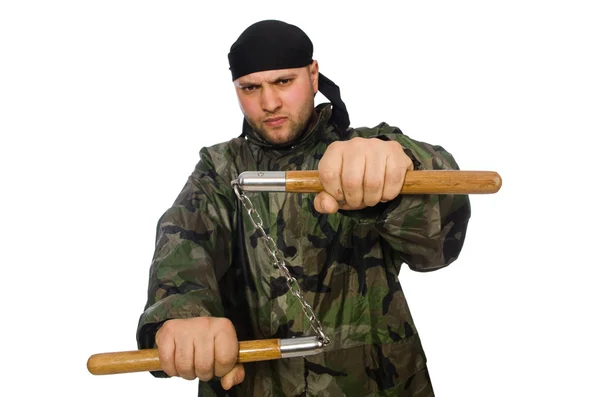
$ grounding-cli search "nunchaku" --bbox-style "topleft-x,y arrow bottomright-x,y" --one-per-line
234,170 -> 502,194
87,169 -> 502,376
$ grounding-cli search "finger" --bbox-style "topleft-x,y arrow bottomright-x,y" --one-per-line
194,330 -> 214,381
341,151 -> 365,209
362,149 -> 386,207
174,334 -> 196,380
338,201 -> 367,211
313,191 -> 340,214
220,364 -> 246,390
156,328 -> 177,377
381,146 -> 413,201
318,142 -> 344,202
213,319 -> 239,377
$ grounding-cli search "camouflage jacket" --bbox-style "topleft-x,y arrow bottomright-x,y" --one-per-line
137,104 -> 471,396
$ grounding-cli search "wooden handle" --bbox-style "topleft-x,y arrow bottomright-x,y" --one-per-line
87,339 -> 281,375
285,170 -> 502,194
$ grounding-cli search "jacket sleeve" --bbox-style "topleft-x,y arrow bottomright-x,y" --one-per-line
136,147 -> 237,354
349,123 -> 472,272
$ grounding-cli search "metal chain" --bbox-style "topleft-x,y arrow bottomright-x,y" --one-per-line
232,182 -> 330,346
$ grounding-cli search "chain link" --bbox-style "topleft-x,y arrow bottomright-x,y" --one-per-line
233,183 -> 330,346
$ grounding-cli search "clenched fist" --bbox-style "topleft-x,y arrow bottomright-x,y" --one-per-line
315,137 -> 414,213
155,317 -> 244,390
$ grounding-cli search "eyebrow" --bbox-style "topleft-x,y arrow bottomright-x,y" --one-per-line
237,73 -> 299,87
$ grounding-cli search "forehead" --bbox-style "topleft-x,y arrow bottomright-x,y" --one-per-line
235,67 -> 305,85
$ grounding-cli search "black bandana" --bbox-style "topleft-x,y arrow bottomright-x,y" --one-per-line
228,19 -> 350,132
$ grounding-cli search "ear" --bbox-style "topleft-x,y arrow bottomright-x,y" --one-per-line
310,60 -> 319,93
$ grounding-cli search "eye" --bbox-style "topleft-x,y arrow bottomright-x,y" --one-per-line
277,79 -> 292,85
241,85 -> 258,92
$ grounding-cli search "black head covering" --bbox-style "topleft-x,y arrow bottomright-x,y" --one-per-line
228,20 -> 350,132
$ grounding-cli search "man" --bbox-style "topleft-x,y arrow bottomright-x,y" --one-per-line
137,19 -> 471,396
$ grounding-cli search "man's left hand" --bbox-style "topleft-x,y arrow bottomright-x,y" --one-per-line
314,137 -> 414,214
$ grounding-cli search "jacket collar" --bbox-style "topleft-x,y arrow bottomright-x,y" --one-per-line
241,103 -> 334,150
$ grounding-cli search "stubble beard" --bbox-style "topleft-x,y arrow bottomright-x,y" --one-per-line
247,98 -> 315,146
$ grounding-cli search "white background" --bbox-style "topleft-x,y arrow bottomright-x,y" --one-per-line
1,1 -> 598,396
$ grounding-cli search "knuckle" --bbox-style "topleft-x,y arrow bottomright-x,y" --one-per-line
342,177 -> 362,193
214,317 -> 234,332
154,331 -> 164,345
195,361 -> 213,380
385,139 -> 402,152
387,171 -> 404,186
387,158 -> 407,177
195,316 -> 211,328
215,349 -> 237,368
175,361 -> 194,380
328,141 -> 342,151
389,139 -> 402,149
323,142 -> 340,158
214,324 -> 238,368
388,163 -> 407,183
364,177 -> 383,193
350,137 -> 367,146
159,319 -> 176,335
157,345 -> 171,362
319,168 -> 338,184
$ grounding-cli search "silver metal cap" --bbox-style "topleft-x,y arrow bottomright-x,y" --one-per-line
236,171 -> 286,192
280,336 -> 324,359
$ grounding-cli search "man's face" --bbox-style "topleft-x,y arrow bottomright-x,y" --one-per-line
234,61 -> 319,145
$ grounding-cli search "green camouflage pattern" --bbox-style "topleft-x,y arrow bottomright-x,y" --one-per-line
137,103 -> 471,396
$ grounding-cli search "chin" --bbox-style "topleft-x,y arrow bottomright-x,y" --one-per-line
262,128 -> 294,145
267,135 -> 294,145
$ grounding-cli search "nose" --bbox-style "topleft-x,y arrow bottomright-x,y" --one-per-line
260,86 -> 282,113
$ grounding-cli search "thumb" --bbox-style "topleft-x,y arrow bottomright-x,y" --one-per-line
220,364 -> 245,390
314,191 -> 340,214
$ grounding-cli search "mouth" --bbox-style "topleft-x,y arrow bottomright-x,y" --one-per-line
264,117 -> 287,127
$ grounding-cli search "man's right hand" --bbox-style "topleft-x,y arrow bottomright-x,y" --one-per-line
155,317 -> 245,390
